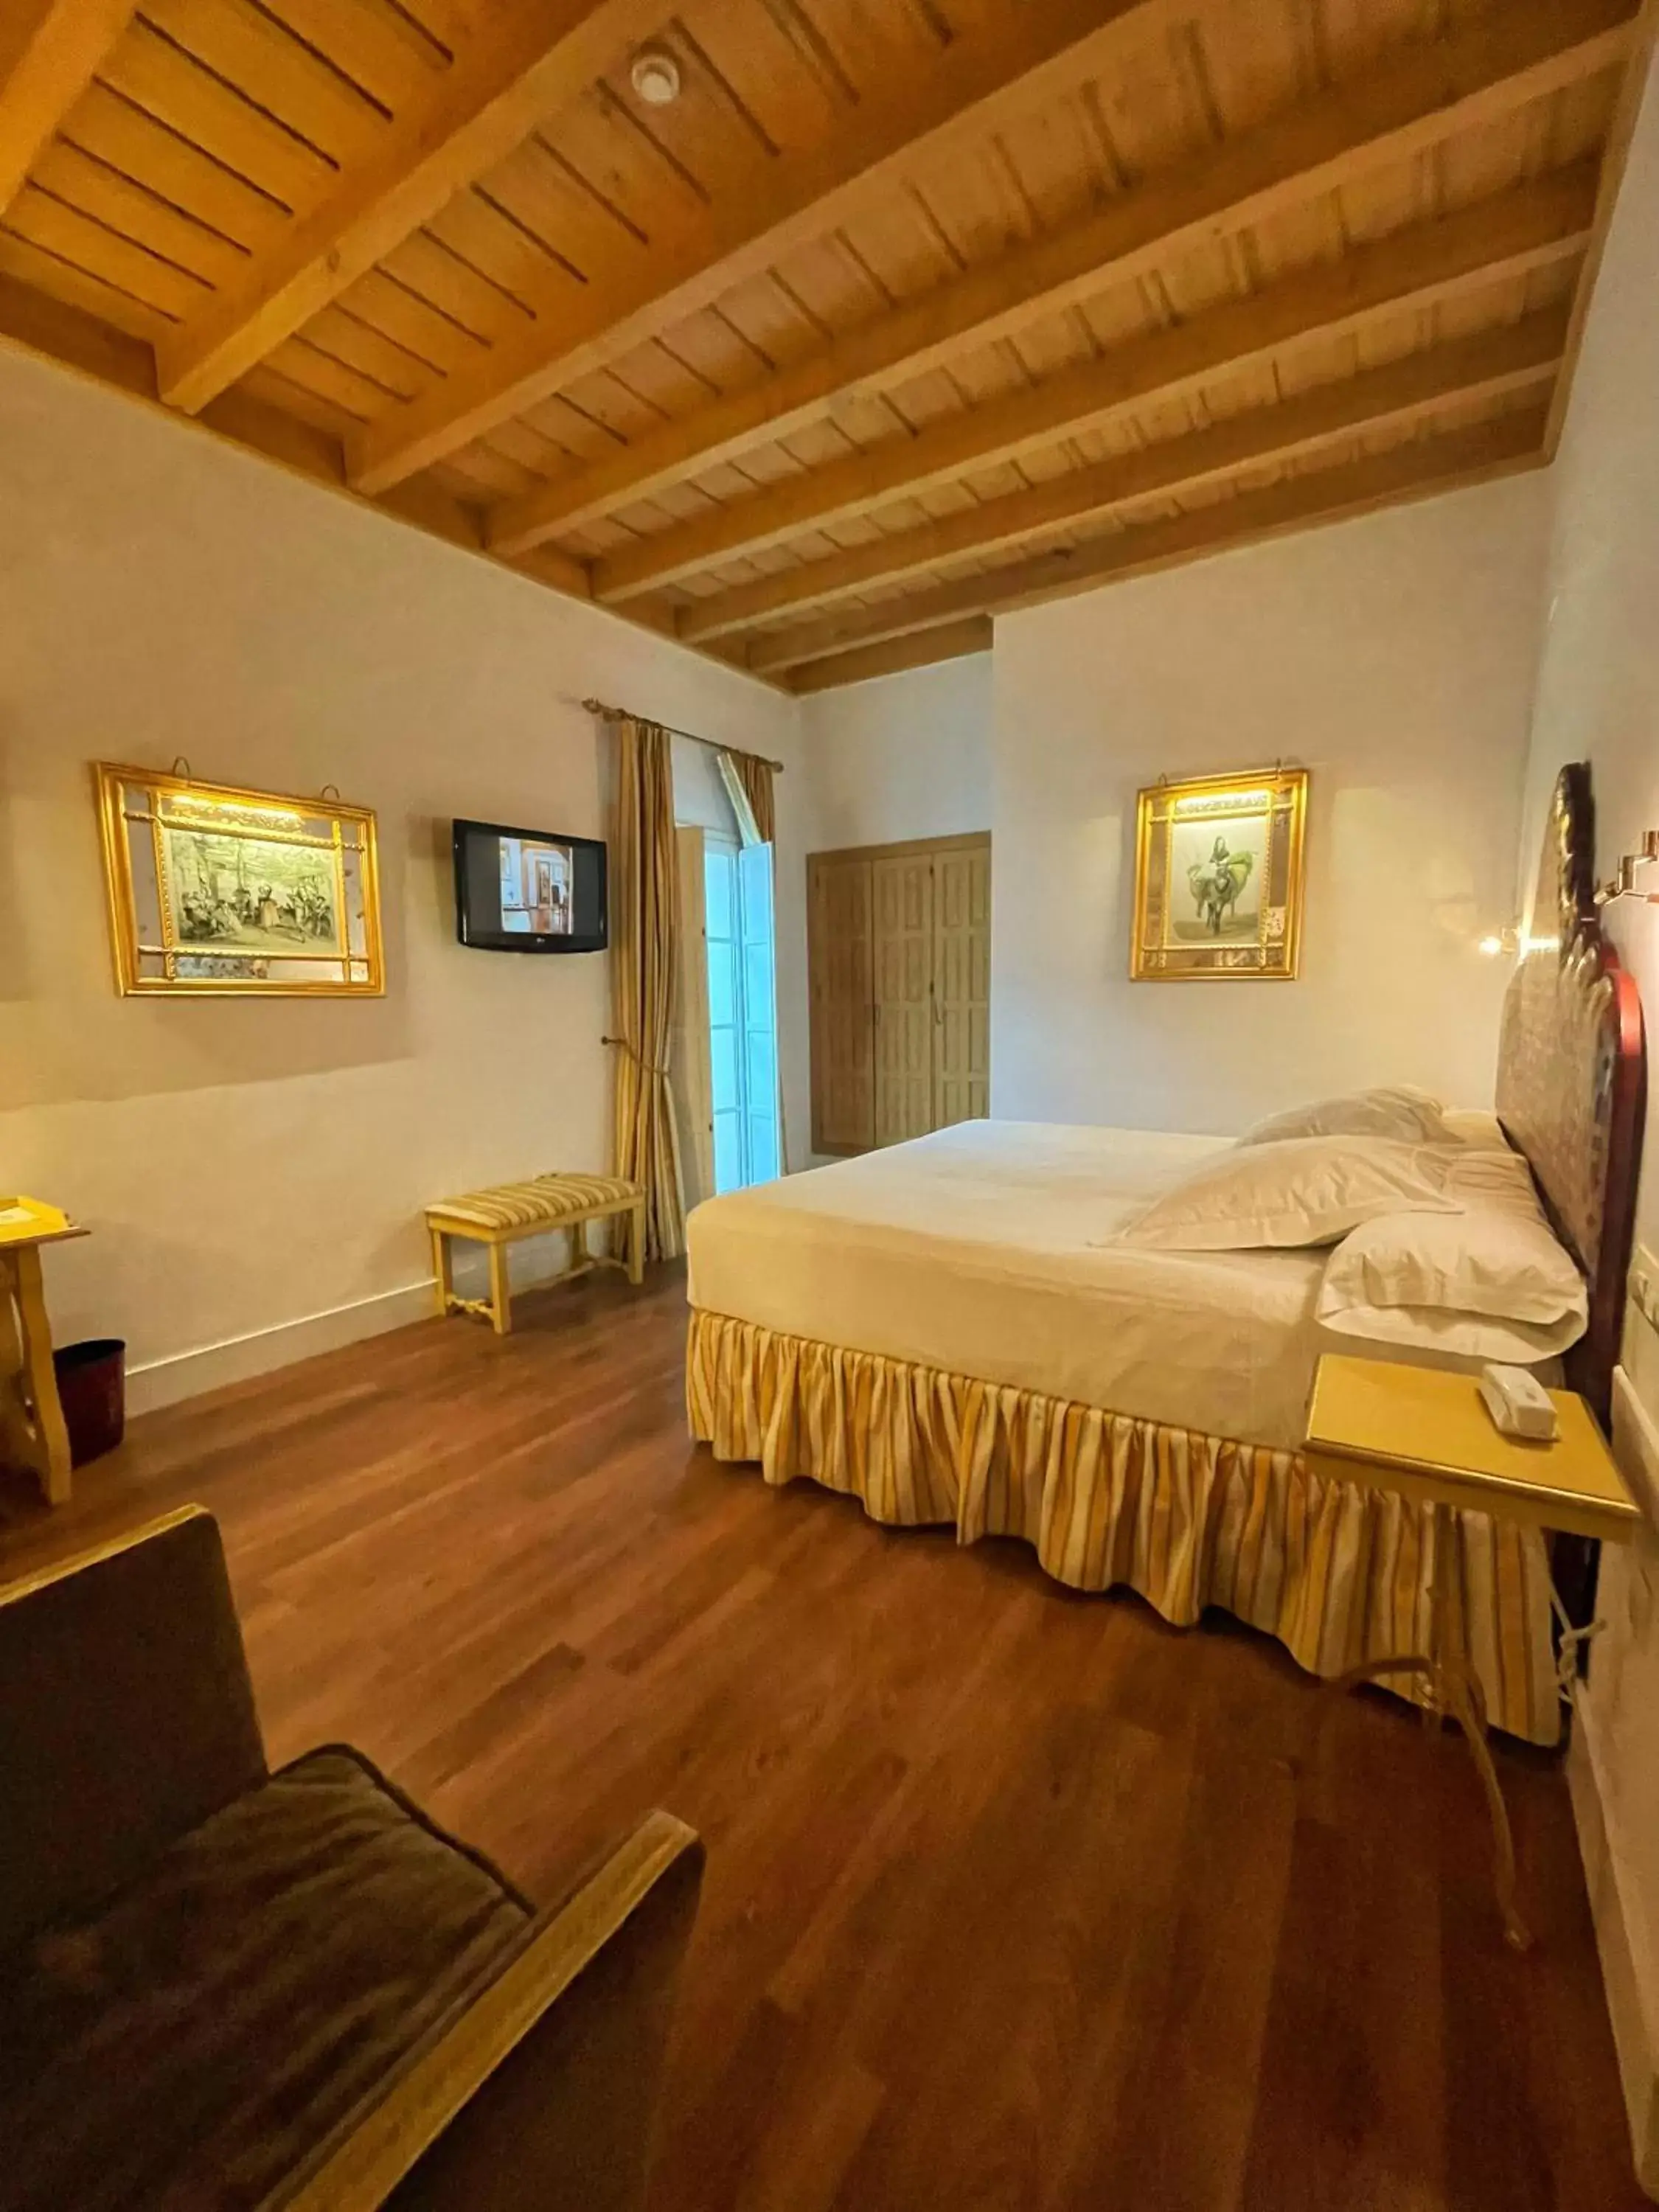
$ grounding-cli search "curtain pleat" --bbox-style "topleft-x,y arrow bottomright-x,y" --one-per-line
611,717 -> 685,1261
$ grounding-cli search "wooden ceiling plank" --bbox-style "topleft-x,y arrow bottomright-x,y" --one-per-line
755,406 -> 1548,673
593,161 -> 1596,601
138,0 -> 391,170
59,80 -> 292,252
254,0 -> 452,115
0,255 -> 160,381
157,0 -> 675,412
5,180 -> 211,321
100,20 -> 335,206
0,223 -> 173,339
348,0 -> 1201,494
0,0 -> 138,218
489,0 -> 1635,556
689,304 -> 1567,648
784,614 -> 995,694
27,137 -> 251,289
376,227 -> 532,347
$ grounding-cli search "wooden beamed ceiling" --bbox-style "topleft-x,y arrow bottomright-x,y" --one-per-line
0,0 -> 1651,695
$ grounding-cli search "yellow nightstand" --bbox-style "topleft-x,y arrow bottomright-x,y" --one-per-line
1304,1353 -> 1642,1952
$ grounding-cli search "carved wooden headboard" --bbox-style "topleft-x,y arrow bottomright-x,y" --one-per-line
1495,764 -> 1646,1425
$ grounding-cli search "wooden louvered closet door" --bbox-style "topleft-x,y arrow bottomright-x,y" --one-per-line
808,835 -> 990,1155
932,841 -> 991,1129
808,852 -> 875,1153
872,853 -> 936,1147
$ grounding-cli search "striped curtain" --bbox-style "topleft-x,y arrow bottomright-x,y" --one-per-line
611,716 -> 685,1260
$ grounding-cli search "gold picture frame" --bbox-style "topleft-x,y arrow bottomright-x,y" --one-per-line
1131,765 -> 1308,981
95,762 -> 384,998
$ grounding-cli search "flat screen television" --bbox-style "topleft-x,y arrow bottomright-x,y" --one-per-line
453,818 -> 608,953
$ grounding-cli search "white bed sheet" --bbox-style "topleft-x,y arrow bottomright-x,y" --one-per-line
688,1119 -> 1334,1450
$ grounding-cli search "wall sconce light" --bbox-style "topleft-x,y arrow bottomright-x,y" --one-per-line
1596,830 -> 1659,906
1478,925 -> 1520,958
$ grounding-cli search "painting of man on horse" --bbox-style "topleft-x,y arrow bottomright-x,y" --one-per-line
1186,832 -> 1254,936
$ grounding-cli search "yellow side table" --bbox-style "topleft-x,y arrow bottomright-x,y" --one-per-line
1304,1353 -> 1641,1952
0,1197 -> 88,1507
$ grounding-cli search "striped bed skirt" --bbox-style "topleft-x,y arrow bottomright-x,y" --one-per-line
686,1307 -> 1559,1747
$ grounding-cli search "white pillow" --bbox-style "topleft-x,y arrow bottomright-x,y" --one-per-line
1238,1085 -> 1449,1147
1433,1145 -> 1547,1217
1115,1135 -> 1461,1252
1317,1303 -> 1579,1366
1439,1107 -> 1512,1152
1318,1192 -> 1585,1342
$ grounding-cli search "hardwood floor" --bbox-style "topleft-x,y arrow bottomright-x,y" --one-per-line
0,1266 -> 1644,2211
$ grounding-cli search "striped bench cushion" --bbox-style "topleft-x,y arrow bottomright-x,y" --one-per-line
428,1174 -> 643,1233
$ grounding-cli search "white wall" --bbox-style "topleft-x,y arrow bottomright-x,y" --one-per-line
801,653 -> 992,851
0,347 -> 804,1405
990,473 -> 1551,1131
1520,41 -> 1659,2189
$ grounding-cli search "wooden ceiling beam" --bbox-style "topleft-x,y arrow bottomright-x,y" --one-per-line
156,0 -> 672,414
594,164 -> 1596,604
490,0 -> 1636,559
0,0 -> 137,217
715,310 -> 1566,658
785,619 -> 995,697
754,409 -> 1548,678
346,0 -> 1194,496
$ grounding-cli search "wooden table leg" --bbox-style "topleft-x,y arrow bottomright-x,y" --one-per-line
1,1248 -> 72,1507
1430,1500 -> 1530,1952
1331,1502 -> 1529,1952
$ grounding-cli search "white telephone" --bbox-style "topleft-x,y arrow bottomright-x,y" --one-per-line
1478,1363 -> 1558,1442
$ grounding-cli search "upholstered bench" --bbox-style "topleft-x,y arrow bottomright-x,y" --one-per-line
425,1173 -> 645,1336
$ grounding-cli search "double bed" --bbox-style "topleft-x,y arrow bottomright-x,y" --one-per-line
686,768 -> 1645,1748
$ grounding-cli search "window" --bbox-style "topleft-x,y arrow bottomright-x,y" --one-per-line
704,835 -> 779,1193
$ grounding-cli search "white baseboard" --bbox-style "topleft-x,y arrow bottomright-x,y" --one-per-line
1569,1686 -> 1659,2200
125,1279 -> 436,1415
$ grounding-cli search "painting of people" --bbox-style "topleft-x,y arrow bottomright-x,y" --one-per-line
164,827 -> 343,954
96,763 -> 383,996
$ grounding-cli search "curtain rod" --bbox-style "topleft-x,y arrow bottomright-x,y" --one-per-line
581,696 -> 784,775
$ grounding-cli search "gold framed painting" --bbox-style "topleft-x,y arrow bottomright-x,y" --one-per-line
1131,765 -> 1308,981
95,762 -> 384,997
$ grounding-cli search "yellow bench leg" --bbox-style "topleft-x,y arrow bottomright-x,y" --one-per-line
487,1242 -> 512,1336
430,1226 -> 453,1318
628,1200 -> 645,1285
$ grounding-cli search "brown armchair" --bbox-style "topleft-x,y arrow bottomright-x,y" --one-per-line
0,1506 -> 703,2211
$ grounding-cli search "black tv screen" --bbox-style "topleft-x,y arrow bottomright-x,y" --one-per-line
453,818 -> 608,953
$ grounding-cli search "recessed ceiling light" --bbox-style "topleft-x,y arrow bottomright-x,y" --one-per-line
630,45 -> 681,105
